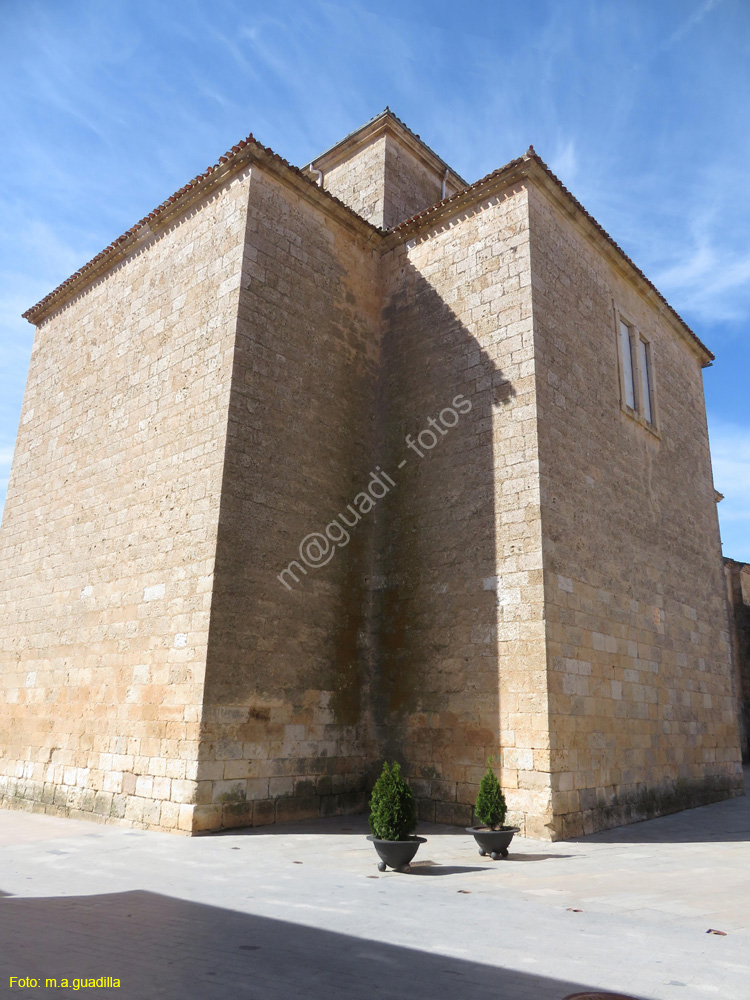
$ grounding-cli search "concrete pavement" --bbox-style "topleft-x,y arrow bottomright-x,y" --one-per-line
1,770 -> 749,999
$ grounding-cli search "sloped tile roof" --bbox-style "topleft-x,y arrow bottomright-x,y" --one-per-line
388,145 -> 712,362
23,120 -> 711,365
23,133 -> 381,324
307,107 -> 467,187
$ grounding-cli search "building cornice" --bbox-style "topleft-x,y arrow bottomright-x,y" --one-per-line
23,124 -> 712,370
380,148 -> 713,366
23,137 -> 382,327
304,108 -> 466,192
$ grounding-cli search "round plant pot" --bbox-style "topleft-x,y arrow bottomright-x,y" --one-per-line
367,835 -> 426,871
466,826 -> 519,860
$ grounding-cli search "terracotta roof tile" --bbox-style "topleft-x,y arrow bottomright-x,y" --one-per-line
389,147 -> 711,361
525,149 -> 711,360
24,124 -> 711,366
307,107 -> 467,185
23,132 -> 380,324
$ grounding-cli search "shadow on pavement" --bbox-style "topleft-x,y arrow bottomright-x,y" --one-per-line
0,889 -> 647,1000
405,863 -> 492,875
501,853 -> 578,862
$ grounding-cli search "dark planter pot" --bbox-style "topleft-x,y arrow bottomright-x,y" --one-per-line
467,826 -> 519,859
367,835 -> 426,871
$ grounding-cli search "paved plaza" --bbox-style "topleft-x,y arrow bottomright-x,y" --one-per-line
1,770 -> 749,1000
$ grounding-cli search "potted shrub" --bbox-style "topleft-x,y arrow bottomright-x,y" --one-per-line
367,761 -> 426,872
466,762 -> 519,859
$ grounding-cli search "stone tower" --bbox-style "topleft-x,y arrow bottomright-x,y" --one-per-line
0,111 -> 743,836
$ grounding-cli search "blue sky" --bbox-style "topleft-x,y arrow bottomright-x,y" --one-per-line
1,0 -> 749,558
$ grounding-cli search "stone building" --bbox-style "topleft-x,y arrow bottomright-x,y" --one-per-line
0,110 -> 743,837
724,557 -> 750,760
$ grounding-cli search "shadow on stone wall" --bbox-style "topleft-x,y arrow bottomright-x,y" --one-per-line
196,201 -> 516,832
370,259 -> 513,825
725,558 -> 750,761
197,178 -> 381,830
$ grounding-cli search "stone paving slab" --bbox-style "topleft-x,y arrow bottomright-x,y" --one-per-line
0,773 -> 748,1000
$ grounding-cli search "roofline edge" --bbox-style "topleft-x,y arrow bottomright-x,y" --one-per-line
23,138 -> 383,327
380,151 -> 713,366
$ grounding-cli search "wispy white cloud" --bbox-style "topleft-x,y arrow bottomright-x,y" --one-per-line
11,220 -> 87,283
0,0 -> 748,538
708,416 -> 750,561
0,449 -> 14,527
654,244 -> 750,323
592,147 -> 750,329
548,138 -> 578,187
662,0 -> 726,50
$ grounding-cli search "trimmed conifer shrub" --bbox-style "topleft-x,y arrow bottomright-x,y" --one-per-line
474,764 -> 507,829
369,761 -> 417,841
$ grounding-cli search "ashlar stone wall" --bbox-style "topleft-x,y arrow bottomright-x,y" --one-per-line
381,133 -> 458,230
2,120 -> 741,839
528,182 -> 744,837
376,185 -> 553,837
194,169 -> 382,831
321,135 -> 388,228
320,129 -> 460,231
725,558 -> 750,759
0,168 -> 253,831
